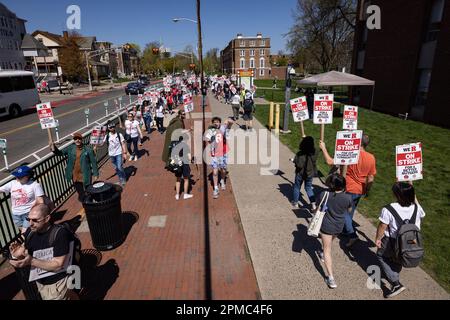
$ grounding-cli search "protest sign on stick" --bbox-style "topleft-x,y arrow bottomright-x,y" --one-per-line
396,142 -> 423,182
290,96 -> 309,137
334,130 -> 363,165
314,94 -> 334,141
343,105 -> 358,130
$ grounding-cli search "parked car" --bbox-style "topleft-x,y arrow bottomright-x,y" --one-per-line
138,76 -> 150,85
125,82 -> 145,95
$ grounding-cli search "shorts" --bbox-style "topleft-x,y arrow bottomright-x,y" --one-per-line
243,112 -> 253,121
37,276 -> 70,300
175,164 -> 191,178
211,155 -> 228,170
12,213 -> 30,229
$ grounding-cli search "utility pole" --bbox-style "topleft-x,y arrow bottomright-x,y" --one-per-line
282,64 -> 294,133
85,51 -> 93,91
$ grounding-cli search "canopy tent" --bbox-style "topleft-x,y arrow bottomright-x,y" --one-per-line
297,71 -> 376,108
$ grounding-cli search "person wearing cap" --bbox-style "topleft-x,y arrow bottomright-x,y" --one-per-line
242,91 -> 255,131
95,123 -> 128,187
50,132 -> 99,202
0,166 -> 45,232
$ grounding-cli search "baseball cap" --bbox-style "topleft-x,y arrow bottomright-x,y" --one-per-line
73,132 -> 83,140
12,166 -> 32,178
108,122 -> 116,129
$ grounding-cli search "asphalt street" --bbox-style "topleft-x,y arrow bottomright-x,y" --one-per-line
0,88 -> 139,180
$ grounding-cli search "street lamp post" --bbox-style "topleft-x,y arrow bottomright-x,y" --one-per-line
85,51 -> 93,91
282,64 -> 296,133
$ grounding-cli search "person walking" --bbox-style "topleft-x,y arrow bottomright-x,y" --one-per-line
375,182 -> 425,298
162,110 -> 187,166
125,112 -> 143,161
291,136 -> 318,210
51,133 -> 99,203
243,91 -> 255,131
172,134 -> 194,201
155,102 -> 165,134
231,91 -> 241,122
315,174 -> 353,289
319,134 -> 376,247
0,166 -> 45,233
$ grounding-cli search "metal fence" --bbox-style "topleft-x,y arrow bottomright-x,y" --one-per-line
0,113 -> 124,254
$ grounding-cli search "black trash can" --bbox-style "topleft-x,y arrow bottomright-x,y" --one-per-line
14,267 -> 42,300
83,182 -> 124,251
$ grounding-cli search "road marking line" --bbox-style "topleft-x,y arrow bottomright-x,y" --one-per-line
0,93 -> 127,137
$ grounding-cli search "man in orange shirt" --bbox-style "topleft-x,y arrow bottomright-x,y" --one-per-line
319,134 -> 376,247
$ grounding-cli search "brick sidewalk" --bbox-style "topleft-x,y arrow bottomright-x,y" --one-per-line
0,95 -> 259,300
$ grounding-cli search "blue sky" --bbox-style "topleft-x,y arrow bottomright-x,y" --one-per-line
4,0 -> 297,54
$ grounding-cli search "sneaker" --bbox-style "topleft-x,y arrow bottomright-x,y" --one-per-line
220,180 -> 226,191
326,276 -> 337,289
311,202 -> 317,211
175,194 -> 180,201
346,237 -> 359,248
291,202 -> 299,208
213,188 -> 219,199
183,194 -> 194,200
134,156 -> 138,162
386,283 -> 406,298
315,250 -> 325,263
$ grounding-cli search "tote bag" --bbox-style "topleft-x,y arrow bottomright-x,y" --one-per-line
307,192 -> 330,238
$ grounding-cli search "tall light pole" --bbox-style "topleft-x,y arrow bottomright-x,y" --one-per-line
282,64 -> 296,133
85,51 -> 93,91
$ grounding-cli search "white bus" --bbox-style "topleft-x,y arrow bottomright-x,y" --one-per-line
0,70 -> 41,117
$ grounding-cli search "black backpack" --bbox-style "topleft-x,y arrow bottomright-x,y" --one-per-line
166,140 -> 183,173
384,204 -> 424,268
26,223 -> 82,267
106,132 -> 125,146
243,98 -> 254,113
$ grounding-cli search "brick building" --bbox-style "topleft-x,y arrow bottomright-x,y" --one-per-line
352,0 -> 450,127
220,33 -> 271,79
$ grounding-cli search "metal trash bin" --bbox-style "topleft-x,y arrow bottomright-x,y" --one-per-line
83,182 -> 124,251
14,266 -> 42,300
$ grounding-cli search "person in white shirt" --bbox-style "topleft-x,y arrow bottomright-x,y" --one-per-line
156,103 -> 165,134
0,166 -> 45,232
375,182 -> 425,298
95,123 -> 128,186
231,91 -> 242,122
125,112 -> 143,161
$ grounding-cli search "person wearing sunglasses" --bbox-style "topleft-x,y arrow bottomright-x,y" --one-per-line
0,165 -> 45,233
9,204 -> 79,300
50,132 -> 99,202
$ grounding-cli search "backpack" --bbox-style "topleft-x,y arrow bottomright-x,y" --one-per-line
384,204 -> 424,268
166,140 -> 183,173
243,98 -> 254,113
106,132 -> 125,147
26,222 -> 82,267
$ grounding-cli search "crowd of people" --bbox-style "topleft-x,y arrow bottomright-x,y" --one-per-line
0,72 -> 426,300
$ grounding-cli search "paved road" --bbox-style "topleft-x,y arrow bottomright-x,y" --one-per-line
0,88 -> 139,180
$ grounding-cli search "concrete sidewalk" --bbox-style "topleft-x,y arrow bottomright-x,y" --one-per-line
208,94 -> 449,300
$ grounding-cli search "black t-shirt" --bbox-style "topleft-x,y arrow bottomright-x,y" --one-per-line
24,225 -> 72,285
319,191 -> 353,235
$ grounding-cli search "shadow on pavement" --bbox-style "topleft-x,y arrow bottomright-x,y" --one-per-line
292,224 -> 327,279
0,271 -> 21,300
122,211 -> 139,240
79,258 -> 120,300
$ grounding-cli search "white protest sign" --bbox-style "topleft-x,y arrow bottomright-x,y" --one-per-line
90,126 -> 107,145
29,241 -> 74,282
396,142 -> 423,182
313,94 -> 334,124
137,94 -> 143,105
183,93 -> 194,113
343,105 -> 358,130
334,130 -> 363,165
290,96 -> 309,122
36,102 -> 56,129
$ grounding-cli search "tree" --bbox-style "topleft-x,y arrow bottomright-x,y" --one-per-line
141,42 -> 161,75
59,31 -> 87,82
203,48 -> 220,74
286,0 -> 356,73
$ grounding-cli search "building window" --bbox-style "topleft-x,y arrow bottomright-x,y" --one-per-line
240,50 -> 245,57
260,49 -> 265,55
250,58 -> 255,68
240,58 -> 245,69
260,58 -> 265,68
249,40 -> 255,47
240,40 -> 245,47
260,40 -> 265,46
260,69 -> 264,76
250,49 -> 255,57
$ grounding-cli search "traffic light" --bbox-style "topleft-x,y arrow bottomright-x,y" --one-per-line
152,47 -> 160,55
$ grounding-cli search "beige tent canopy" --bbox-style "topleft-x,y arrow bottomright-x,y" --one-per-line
297,70 -> 376,108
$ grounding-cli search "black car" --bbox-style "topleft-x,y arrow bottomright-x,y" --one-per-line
125,82 -> 145,95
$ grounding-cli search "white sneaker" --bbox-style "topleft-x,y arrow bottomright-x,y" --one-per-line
175,194 -> 180,201
311,202 -> 317,211
213,188 -> 219,199
326,276 -> 337,289
184,194 -> 194,200
220,180 -> 226,191
134,156 -> 138,162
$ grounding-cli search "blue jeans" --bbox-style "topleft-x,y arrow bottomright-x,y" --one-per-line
143,115 -> 152,133
292,174 -> 315,204
110,154 -> 127,184
12,213 -> 30,229
343,193 -> 362,238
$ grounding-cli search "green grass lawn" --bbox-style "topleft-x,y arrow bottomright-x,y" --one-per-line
255,105 -> 450,292
254,79 -> 286,89
255,88 -> 303,103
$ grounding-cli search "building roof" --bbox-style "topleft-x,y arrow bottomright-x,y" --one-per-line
76,36 -> 96,50
0,3 -> 27,22
32,30 -> 64,46
21,33 -> 49,51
